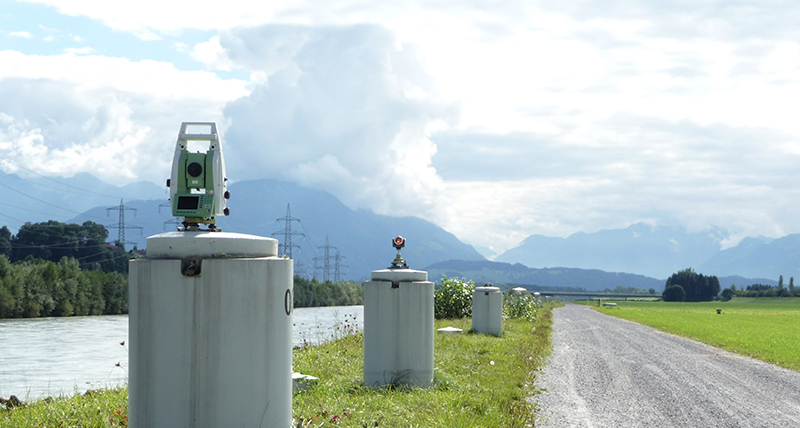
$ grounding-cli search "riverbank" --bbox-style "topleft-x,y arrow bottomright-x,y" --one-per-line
1,305 -> 554,426
0,306 -> 364,400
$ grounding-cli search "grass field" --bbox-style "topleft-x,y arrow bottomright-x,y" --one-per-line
291,313 -> 553,427
591,298 -> 800,372
1,306 -> 554,427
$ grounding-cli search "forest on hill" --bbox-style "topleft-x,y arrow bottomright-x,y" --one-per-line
1,221 -> 131,273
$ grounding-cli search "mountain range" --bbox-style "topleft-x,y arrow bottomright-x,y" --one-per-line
496,223 -> 797,282
66,178 -> 484,280
1,170 -> 796,285
421,259 -> 776,292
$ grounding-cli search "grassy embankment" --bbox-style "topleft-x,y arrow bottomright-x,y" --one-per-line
1,305 -> 555,427
0,387 -> 129,427
590,298 -> 800,371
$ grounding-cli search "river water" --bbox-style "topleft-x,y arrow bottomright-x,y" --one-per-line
0,306 -> 363,400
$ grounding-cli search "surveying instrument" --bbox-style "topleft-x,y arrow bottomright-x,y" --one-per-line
166,122 -> 230,231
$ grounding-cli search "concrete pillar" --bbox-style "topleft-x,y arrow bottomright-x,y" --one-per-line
509,287 -> 528,295
129,232 -> 292,428
472,285 -> 502,335
363,269 -> 433,388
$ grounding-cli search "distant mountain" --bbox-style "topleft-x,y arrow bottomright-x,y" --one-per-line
716,275 -> 777,289
423,259 -> 665,291
700,235 -> 800,279
496,223 -> 726,279
472,245 -> 498,259
0,171 -> 165,232
422,260 -> 778,292
69,178 -> 484,280
7,169 -> 800,283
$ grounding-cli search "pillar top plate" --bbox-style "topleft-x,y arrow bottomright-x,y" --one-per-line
146,231 -> 278,259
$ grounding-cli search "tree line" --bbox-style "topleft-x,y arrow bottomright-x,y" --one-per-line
1,220 -> 364,317
662,268 -> 800,302
293,277 -> 363,308
0,255 -> 128,318
723,275 -> 800,299
1,258 -> 365,318
662,268 -> 721,302
1,221 -> 131,274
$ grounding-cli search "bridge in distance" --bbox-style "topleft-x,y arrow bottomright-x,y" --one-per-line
536,291 -> 657,299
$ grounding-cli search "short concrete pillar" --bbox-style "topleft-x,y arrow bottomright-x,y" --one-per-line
129,232 -> 293,428
473,285 -> 502,335
363,269 -> 433,388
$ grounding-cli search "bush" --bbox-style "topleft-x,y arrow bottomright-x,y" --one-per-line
503,291 -> 537,321
434,276 -> 475,319
662,284 -> 686,302
720,287 -> 734,301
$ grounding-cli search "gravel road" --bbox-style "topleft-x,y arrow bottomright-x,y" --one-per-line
530,303 -> 800,427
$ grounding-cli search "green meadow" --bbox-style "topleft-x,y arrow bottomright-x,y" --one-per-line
593,298 -> 800,371
291,313 -> 553,427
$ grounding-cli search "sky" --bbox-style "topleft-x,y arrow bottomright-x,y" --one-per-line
2,0 -> 800,256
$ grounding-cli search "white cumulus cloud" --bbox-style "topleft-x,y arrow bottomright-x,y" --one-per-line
217,25 -> 454,217
0,51 -> 249,185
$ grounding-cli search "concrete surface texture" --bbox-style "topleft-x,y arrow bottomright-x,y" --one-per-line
472,286 -> 502,335
146,231 -> 278,259
129,233 -> 292,428
531,303 -> 800,428
364,269 -> 433,388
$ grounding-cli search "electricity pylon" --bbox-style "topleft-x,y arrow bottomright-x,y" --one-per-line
106,199 -> 143,251
272,203 -> 304,258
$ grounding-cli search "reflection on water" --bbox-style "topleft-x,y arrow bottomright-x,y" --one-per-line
0,305 -> 363,400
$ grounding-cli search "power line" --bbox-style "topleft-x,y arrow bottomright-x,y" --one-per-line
106,199 -> 143,251
2,166 -> 121,199
0,181 -> 106,219
314,235 -> 338,282
334,248 -> 348,281
271,203 -> 304,259
298,220 -> 319,250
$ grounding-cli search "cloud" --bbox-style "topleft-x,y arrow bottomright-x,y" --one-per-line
64,47 -> 95,54
0,51 -> 249,185
432,114 -> 800,252
8,31 -> 33,38
9,0 -> 800,255
217,24 -> 454,217
191,36 -> 237,71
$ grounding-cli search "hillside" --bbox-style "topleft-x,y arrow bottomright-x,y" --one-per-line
69,178 -> 484,280
700,235 -> 800,279
422,259 -> 665,291
496,223 -> 724,279
0,171 -> 164,233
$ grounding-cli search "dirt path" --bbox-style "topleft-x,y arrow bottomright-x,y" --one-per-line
530,303 -> 800,427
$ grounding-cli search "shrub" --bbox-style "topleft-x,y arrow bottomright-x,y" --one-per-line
662,284 -> 686,302
434,276 -> 475,319
503,291 -> 537,321
720,287 -> 734,301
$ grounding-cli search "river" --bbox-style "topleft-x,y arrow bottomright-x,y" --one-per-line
0,305 -> 363,400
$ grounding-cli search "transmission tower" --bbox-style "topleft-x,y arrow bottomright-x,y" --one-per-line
333,249 -> 349,282
294,260 -> 312,279
106,199 -> 143,251
272,203 -> 304,258
314,235 -> 337,282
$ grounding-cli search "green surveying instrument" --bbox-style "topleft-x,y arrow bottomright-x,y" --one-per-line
166,122 -> 230,231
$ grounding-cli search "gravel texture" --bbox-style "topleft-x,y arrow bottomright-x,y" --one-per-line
530,303 -> 800,427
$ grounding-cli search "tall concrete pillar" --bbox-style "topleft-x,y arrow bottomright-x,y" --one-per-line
473,285 -> 502,335
129,231 -> 292,428
363,268 -> 434,388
